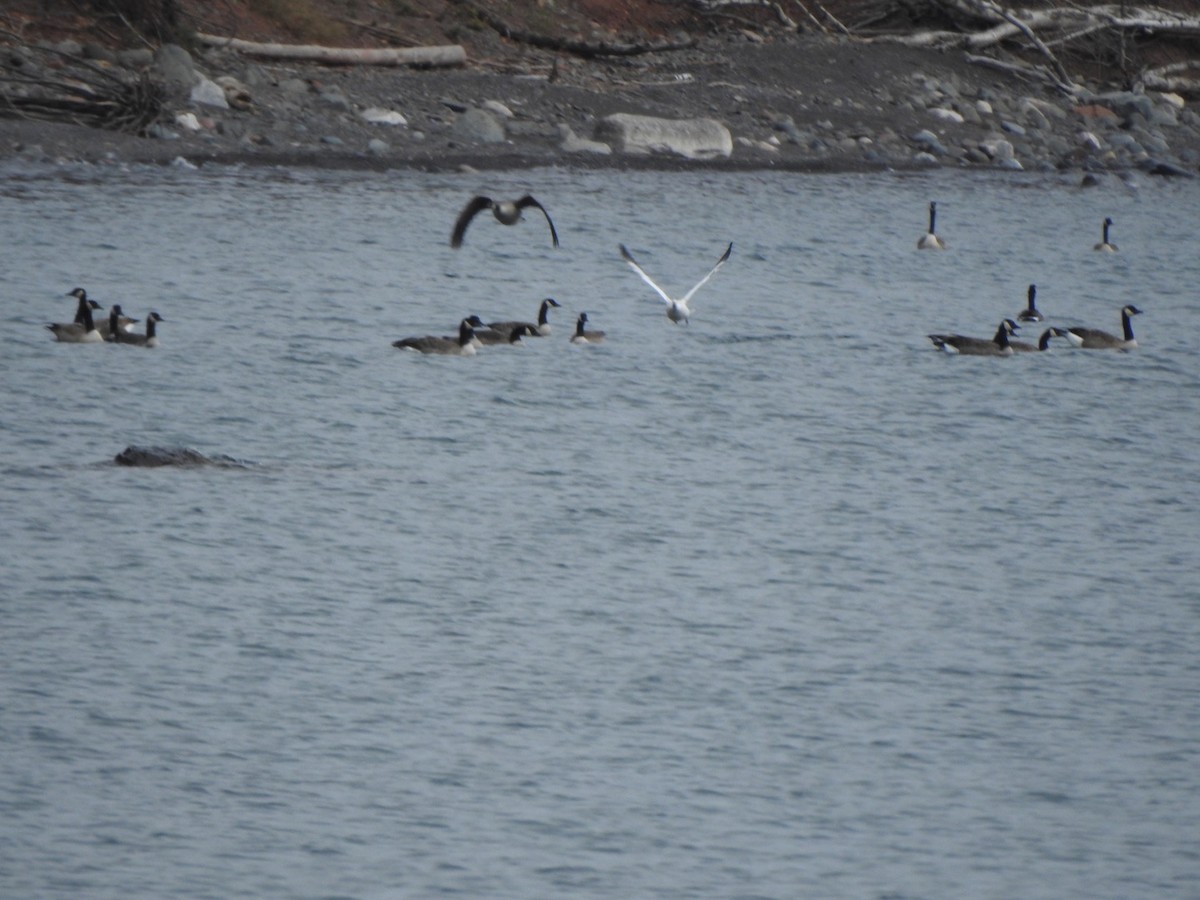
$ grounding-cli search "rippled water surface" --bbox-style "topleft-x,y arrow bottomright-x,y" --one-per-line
2,161 -> 1198,899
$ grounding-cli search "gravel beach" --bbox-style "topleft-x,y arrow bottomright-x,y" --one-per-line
3,28 -> 1199,177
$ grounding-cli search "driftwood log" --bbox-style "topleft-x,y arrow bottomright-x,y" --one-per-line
193,34 -> 466,67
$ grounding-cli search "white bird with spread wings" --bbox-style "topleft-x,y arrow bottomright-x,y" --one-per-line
619,242 -> 732,324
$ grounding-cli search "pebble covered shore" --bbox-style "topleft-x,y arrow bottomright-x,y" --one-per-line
3,31 -> 1198,178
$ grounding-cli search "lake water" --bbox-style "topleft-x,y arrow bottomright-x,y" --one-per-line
2,159 -> 1198,899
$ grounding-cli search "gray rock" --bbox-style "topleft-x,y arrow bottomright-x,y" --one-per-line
318,89 -> 351,111
115,446 -> 246,468
1021,102 -> 1050,130
450,108 -> 505,143
367,138 -> 390,156
153,44 -> 197,94
1001,120 -> 1026,136
979,137 -> 1015,161
910,129 -> 947,155
82,43 -> 116,63
278,78 -> 309,95
55,40 -> 83,58
913,151 -> 941,166
1144,159 -> 1195,177
593,113 -> 732,159
117,48 -> 154,69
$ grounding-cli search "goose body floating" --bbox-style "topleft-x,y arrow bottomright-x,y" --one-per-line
1009,327 -> 1065,352
47,288 -> 103,343
473,324 -> 538,346
570,312 -> 605,344
928,319 -> 1018,356
1017,284 -> 1044,322
484,297 -> 561,338
1093,217 -> 1118,252
1063,305 -> 1141,349
450,194 -> 559,249
619,241 -> 732,324
917,201 -> 948,250
114,311 -> 165,348
392,316 -> 483,356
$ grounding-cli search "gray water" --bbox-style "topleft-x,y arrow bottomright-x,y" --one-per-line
2,161 -> 1198,899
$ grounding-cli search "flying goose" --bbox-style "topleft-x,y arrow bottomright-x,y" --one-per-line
928,319 -> 1018,356
450,194 -> 559,249
1017,284 -> 1044,322
569,312 -> 605,344
1009,327 -> 1067,352
1063,305 -> 1141,349
619,241 -> 732,324
917,201 -> 948,250
114,311 -> 165,347
482,297 -> 561,338
46,288 -> 103,343
392,316 -> 482,355
1093,217 -> 1118,252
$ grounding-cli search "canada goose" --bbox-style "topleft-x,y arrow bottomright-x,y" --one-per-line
1009,327 -> 1067,352
472,324 -> 538,346
1093,217 -> 1118,252
450,194 -> 559,249
46,288 -> 103,343
484,297 -> 561,337
619,241 -> 732,324
61,287 -> 139,339
917,201 -> 948,250
570,312 -> 605,344
928,319 -> 1018,356
392,316 -> 481,355
1063,305 -> 1141,349
1017,284 -> 1044,322
114,311 -> 165,347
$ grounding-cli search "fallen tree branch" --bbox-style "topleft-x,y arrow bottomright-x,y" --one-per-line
965,0 -> 1075,92
192,33 -> 466,67
1139,60 -> 1200,95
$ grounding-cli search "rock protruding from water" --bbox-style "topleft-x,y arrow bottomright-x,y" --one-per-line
114,445 -> 246,468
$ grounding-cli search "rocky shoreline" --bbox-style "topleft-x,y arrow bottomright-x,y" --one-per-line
3,31 -> 1199,178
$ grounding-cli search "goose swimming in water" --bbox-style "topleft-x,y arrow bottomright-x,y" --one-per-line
1017,284 -> 1044,322
1093,217 -> 1118,252
472,324 -> 538,346
114,311 -> 165,347
59,288 -> 139,339
392,316 -> 482,355
619,241 -> 732,324
450,194 -> 559,249
928,319 -> 1018,356
1009,327 -> 1066,352
46,288 -> 103,343
1063,305 -> 1141,349
917,201 -> 948,250
482,297 -> 561,338
569,312 -> 605,344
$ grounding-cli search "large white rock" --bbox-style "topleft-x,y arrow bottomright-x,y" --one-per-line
190,75 -> 229,110
593,113 -> 732,160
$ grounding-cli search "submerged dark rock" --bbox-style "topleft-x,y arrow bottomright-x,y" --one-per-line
114,445 -> 246,467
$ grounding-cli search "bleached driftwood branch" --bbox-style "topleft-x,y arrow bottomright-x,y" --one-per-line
193,34 -> 466,67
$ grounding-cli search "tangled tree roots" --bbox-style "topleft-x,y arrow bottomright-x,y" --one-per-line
0,35 -> 165,134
